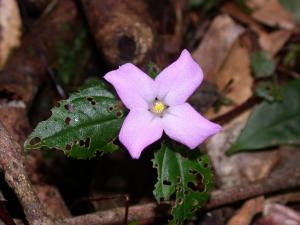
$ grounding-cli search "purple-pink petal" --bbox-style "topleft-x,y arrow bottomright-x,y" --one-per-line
104,63 -> 156,110
119,109 -> 164,159
162,103 -> 222,149
155,49 -> 203,106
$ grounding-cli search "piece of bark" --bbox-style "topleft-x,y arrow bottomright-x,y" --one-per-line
0,122 -> 56,225
81,0 -> 155,66
0,0 -> 22,68
192,14 -> 245,81
0,0 -> 81,107
0,104 -> 29,144
227,196 -> 264,225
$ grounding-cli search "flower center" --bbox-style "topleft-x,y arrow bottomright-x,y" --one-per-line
150,100 -> 166,115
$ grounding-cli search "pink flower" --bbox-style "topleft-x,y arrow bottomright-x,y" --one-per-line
104,50 -> 221,159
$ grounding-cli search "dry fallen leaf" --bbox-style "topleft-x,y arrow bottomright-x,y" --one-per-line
222,2 -> 293,56
205,38 -> 253,119
0,0 -> 22,68
206,110 -> 280,188
257,203 -> 300,225
227,196 -> 264,225
247,0 -> 296,30
259,29 -> 293,56
193,14 -> 245,81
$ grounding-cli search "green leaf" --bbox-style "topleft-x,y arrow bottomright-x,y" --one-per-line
279,0 -> 300,24
56,27 -> 88,85
235,0 -> 252,14
24,81 -> 126,159
153,141 -> 213,225
255,81 -> 282,102
251,51 -> 276,78
227,80 -> 300,155
188,0 -> 218,11
283,44 -> 300,67
147,62 -> 160,79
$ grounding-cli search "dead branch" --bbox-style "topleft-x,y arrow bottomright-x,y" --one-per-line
65,202 -> 166,225
80,0 -> 155,66
206,166 -> 300,209
62,165 -> 300,225
0,122 -> 56,225
0,0 -> 78,221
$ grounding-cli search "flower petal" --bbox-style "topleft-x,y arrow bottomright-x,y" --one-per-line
119,109 -> 163,159
162,103 -> 221,149
104,63 -> 156,109
155,49 -> 203,106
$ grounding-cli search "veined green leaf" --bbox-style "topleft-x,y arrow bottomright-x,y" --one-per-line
24,81 -> 126,159
153,141 -> 213,225
251,51 -> 275,78
227,80 -> 300,155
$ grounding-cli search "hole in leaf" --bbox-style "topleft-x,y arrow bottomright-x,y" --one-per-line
189,169 -> 198,175
108,106 -> 114,112
65,144 -> 72,151
177,198 -> 183,205
115,111 -> 123,118
30,137 -> 41,145
163,180 -> 171,186
79,140 -> 85,147
191,207 -> 198,213
85,138 -> 91,148
192,199 -> 199,206
203,163 -> 209,168
64,104 -> 75,112
188,182 -> 197,192
87,97 -> 96,105
176,176 -> 181,183
65,117 -> 71,125
187,173 -> 205,192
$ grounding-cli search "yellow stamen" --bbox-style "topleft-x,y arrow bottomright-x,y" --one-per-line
151,101 -> 166,114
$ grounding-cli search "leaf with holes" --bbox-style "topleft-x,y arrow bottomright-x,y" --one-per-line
227,80 -> 300,155
24,80 -> 126,159
153,141 -> 213,225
